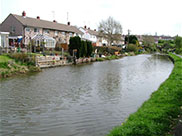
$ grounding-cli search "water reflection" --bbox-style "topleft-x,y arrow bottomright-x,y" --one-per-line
0,54 -> 173,136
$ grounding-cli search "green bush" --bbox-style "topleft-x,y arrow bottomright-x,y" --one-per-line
0,62 -> 8,68
126,44 -> 137,52
175,48 -> 182,54
8,53 -> 36,66
108,53 -> 182,136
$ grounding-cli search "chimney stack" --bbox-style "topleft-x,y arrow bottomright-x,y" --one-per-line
37,16 -> 40,19
84,25 -> 87,29
67,22 -> 70,25
53,20 -> 57,23
22,11 -> 26,17
88,27 -> 90,30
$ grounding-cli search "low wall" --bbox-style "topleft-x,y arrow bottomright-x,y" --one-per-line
36,56 -> 69,68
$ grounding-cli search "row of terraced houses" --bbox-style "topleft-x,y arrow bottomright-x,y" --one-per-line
0,11 -> 174,50
0,11 -> 106,50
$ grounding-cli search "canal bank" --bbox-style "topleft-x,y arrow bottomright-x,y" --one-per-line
0,52 -> 140,78
108,53 -> 182,136
0,54 -> 41,78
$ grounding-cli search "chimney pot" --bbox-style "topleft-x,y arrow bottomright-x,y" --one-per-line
94,29 -> 96,31
84,25 -> 87,29
67,22 -> 70,25
22,11 -> 26,17
37,16 -> 40,19
88,27 -> 90,30
53,20 -> 57,23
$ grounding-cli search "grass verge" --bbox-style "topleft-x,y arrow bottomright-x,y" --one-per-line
96,55 -> 120,61
0,55 -> 13,63
107,53 -> 182,136
0,54 -> 40,78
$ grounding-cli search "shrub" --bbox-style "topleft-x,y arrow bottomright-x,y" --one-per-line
0,62 -> 8,68
175,48 -> 182,54
8,53 -> 36,66
126,44 -> 137,52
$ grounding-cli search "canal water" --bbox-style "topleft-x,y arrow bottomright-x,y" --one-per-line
0,54 -> 173,136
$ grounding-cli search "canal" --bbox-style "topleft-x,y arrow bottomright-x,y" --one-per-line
0,54 -> 173,136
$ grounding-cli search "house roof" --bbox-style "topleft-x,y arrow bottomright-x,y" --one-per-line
32,34 -> 56,41
81,27 -> 99,36
12,14 -> 83,35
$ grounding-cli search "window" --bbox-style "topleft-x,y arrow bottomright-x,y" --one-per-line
61,32 -> 65,35
46,39 -> 55,48
26,27 -> 30,32
11,26 -> 16,33
44,29 -> 49,34
55,31 -> 58,36
69,33 -> 73,37
34,28 -> 39,33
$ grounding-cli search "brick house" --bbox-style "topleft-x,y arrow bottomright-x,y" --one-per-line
0,11 -> 83,49
79,26 -> 105,46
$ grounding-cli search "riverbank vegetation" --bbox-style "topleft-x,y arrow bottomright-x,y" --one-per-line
96,55 -> 120,61
108,53 -> 182,136
0,53 -> 40,78
174,36 -> 182,55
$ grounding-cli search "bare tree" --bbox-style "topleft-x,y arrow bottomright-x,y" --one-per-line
98,17 -> 122,46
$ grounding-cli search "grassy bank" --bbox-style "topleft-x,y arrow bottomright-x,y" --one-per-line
0,54 -> 40,78
96,55 -> 120,61
108,53 -> 182,136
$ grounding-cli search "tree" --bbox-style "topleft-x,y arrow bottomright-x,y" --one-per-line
69,36 -> 81,58
175,36 -> 182,54
175,36 -> 182,49
80,41 -> 88,57
86,41 -> 93,57
125,35 -> 138,45
98,16 -> 122,46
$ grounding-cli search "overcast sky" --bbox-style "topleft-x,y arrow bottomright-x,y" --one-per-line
0,0 -> 182,36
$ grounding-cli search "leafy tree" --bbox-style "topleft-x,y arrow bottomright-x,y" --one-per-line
125,35 -> 138,45
86,41 -> 93,57
175,36 -> 182,49
69,36 -> 81,58
175,36 -> 182,54
98,16 -> 122,46
83,41 -> 87,57
80,41 -> 87,57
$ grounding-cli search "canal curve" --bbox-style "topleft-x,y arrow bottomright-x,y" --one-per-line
0,54 -> 173,136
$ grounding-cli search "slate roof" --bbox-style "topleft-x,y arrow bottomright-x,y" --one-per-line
81,27 -> 99,36
12,14 -> 83,35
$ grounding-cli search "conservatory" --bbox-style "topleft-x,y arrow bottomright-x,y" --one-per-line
32,34 -> 56,48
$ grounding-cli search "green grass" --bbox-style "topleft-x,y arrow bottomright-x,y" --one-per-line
96,55 -> 119,61
0,53 -> 40,78
107,53 -> 182,136
0,55 -> 13,63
